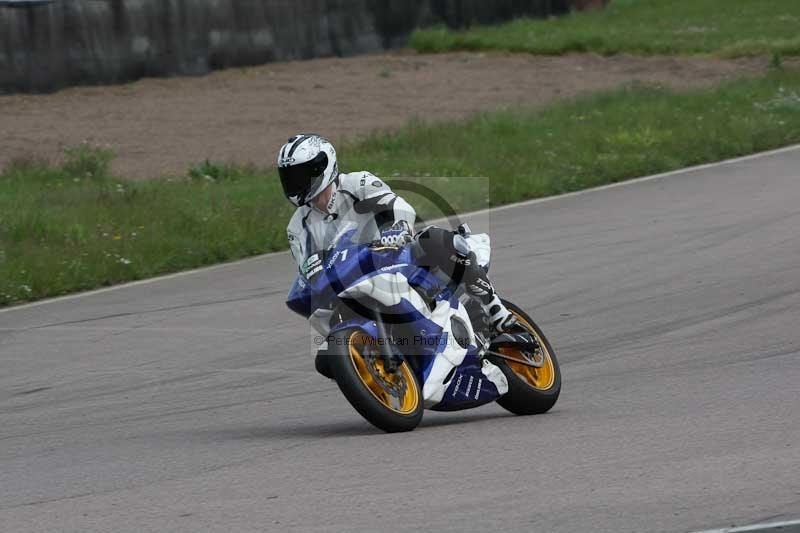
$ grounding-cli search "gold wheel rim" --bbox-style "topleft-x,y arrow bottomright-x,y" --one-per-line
498,311 -> 556,391
348,331 -> 420,415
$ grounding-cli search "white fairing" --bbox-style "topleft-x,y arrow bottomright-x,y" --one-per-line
309,308 -> 333,336
421,299 -> 508,407
309,271 -> 420,337
339,271 -> 426,311
422,301 -> 471,406
481,358 -> 509,394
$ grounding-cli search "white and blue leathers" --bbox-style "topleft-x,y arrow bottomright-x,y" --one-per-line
287,171 -> 415,269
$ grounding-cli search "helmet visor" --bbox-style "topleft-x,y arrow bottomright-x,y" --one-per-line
278,152 -> 328,203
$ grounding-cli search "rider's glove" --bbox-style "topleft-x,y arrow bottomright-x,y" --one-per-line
379,221 -> 413,247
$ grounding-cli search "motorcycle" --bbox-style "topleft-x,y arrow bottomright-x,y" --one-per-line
286,224 -> 561,432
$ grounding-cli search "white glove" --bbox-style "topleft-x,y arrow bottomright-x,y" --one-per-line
379,230 -> 411,247
379,221 -> 413,247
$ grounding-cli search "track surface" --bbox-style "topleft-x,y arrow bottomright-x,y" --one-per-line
1,149 -> 799,532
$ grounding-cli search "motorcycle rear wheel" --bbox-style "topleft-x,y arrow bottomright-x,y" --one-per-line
328,328 -> 424,432
490,300 -> 561,415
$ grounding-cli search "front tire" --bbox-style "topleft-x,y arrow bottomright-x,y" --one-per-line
490,300 -> 561,415
328,328 -> 423,433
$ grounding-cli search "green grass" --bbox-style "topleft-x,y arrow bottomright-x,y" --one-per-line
410,0 -> 800,58
0,153 -> 296,305
3,70 -> 800,306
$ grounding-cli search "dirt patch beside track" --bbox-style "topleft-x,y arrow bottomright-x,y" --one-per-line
0,52 -> 774,178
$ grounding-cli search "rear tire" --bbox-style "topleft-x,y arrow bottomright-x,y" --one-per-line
491,300 -> 561,415
328,328 -> 423,433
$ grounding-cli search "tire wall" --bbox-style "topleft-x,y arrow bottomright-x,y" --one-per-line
0,0 -> 570,93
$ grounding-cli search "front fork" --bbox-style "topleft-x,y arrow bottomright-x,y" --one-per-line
374,315 -> 405,373
331,300 -> 408,374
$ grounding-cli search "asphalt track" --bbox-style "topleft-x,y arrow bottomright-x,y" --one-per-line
1,147 -> 799,532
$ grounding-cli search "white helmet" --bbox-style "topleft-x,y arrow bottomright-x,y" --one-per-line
277,134 -> 338,207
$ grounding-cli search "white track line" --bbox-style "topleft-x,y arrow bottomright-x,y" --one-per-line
3,143 -> 800,316
0,249 -> 289,315
690,518 -> 800,533
465,142 -> 800,218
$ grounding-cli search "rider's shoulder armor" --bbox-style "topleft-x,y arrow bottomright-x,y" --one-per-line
339,171 -> 389,201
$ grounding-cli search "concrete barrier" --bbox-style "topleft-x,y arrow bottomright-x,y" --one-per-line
0,0 -> 571,93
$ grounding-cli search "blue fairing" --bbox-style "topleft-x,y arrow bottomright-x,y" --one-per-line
431,351 -> 503,411
287,229 -> 451,359
287,230 -> 445,319
328,318 -> 380,340
285,229 -> 500,411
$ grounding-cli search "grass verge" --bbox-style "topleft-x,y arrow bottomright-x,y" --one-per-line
410,0 -> 800,58
2,70 -> 800,307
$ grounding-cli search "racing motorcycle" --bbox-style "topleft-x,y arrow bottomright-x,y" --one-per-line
286,223 -> 561,432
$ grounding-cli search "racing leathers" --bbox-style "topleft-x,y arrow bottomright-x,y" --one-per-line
287,172 -> 416,267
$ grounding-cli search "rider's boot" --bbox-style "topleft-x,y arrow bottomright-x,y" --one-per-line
484,293 -> 518,333
464,273 -> 518,334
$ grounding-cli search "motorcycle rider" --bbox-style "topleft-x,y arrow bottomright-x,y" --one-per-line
278,134 -> 515,401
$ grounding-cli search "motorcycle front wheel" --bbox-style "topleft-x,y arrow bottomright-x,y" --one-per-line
328,328 -> 424,433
